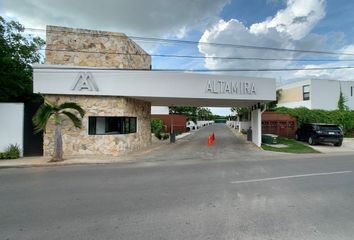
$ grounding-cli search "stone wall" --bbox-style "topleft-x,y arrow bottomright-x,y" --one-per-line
43,95 -> 151,157
43,26 -> 152,157
45,25 -> 151,69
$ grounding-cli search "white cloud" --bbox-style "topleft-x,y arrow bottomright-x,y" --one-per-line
199,19 -> 293,70
292,62 -> 354,80
250,0 -> 325,40
286,44 -> 354,81
1,0 -> 229,38
198,0 -> 339,82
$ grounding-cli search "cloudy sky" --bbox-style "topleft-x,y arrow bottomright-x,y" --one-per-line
1,0 -> 354,115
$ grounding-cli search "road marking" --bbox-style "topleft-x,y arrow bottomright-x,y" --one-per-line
230,171 -> 352,184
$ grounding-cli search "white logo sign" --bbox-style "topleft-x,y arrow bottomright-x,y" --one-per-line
206,80 -> 256,95
72,72 -> 99,91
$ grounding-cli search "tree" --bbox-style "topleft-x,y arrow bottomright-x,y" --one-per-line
231,107 -> 250,121
33,100 -> 85,162
169,106 -> 199,122
169,106 -> 215,121
197,107 -> 212,120
338,90 -> 349,111
266,89 -> 282,110
0,16 -> 45,102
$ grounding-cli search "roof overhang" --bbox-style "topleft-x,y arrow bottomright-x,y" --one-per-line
33,65 -> 276,107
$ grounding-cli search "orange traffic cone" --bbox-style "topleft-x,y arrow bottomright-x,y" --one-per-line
211,133 -> 215,141
208,135 -> 213,146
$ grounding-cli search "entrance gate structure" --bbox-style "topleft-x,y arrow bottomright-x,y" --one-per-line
33,65 -> 276,149
32,25 -> 275,157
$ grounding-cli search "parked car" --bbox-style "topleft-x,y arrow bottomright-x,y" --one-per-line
295,123 -> 343,146
186,120 -> 197,131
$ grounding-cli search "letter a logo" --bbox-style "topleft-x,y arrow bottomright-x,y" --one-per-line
72,72 -> 99,91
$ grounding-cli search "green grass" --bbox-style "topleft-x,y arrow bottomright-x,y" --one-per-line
262,138 -> 319,154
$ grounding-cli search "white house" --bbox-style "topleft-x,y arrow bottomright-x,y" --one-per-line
277,79 -> 354,110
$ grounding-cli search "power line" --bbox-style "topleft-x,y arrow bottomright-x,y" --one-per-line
39,48 -> 354,62
24,28 -> 354,71
130,36 -> 354,57
25,27 -> 354,56
31,65 -> 354,72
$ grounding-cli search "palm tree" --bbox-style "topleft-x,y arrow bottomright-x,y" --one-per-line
33,100 -> 85,162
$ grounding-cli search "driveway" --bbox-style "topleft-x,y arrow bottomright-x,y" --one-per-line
132,123 -> 274,164
0,124 -> 279,169
304,138 -> 354,153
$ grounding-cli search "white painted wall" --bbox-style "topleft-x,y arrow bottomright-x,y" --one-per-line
151,106 -> 169,115
311,79 -> 339,110
0,103 -> 24,155
196,121 -> 214,128
226,117 -> 260,146
238,121 -> 251,133
226,120 -> 237,128
251,109 -> 261,147
278,79 -> 354,110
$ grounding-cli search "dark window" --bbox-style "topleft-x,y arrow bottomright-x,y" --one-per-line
88,117 -> 96,135
88,116 -> 137,135
303,85 -> 310,101
130,117 -> 137,133
318,125 -> 341,131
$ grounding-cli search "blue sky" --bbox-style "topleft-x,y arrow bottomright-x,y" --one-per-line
1,0 -> 354,115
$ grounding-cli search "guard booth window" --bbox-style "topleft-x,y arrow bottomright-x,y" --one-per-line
88,117 -> 137,135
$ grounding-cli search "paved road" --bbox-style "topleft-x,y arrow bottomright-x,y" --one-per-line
1,124 -> 354,240
132,124 -> 270,164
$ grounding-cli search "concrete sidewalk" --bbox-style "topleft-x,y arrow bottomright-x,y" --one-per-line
0,132 -> 192,169
0,155 -> 133,169
303,138 -> 354,153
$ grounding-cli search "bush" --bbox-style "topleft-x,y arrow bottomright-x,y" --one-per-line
151,119 -> 163,135
0,144 -> 21,159
276,107 -> 354,134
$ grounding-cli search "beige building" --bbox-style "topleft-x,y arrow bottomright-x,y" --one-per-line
277,79 -> 354,110
43,26 -> 152,157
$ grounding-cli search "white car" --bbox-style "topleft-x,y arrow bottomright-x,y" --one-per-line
186,120 -> 197,131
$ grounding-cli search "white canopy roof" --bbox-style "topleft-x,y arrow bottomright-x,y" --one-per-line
33,64 -> 276,107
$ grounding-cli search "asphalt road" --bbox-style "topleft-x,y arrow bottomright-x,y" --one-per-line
1,124 -> 354,240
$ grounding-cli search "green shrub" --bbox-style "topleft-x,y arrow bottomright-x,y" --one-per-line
276,107 -> 354,134
151,119 -> 164,135
0,144 -> 21,160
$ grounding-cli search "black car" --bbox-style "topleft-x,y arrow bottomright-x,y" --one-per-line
295,123 -> 343,146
